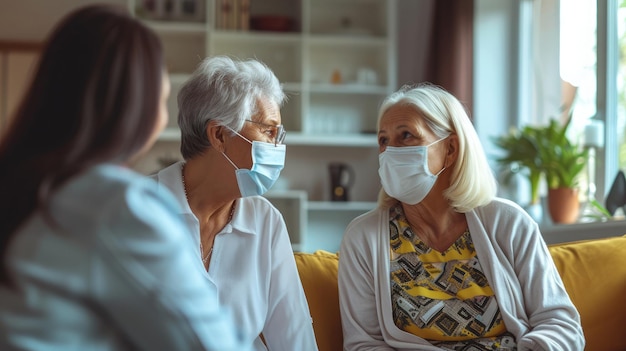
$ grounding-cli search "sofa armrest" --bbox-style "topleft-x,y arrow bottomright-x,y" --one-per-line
295,250 -> 342,351
548,234 -> 626,351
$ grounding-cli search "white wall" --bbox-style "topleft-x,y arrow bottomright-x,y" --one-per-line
0,0 -> 128,41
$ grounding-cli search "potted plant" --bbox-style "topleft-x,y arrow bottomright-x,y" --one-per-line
537,119 -> 587,190
536,118 -> 588,223
492,118 -> 588,223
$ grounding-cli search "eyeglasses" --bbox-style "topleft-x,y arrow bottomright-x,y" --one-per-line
244,119 -> 286,146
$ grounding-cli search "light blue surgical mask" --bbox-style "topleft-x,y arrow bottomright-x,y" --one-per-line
222,128 -> 286,197
378,137 -> 446,205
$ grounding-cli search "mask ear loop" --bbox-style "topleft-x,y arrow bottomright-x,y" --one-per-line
426,135 -> 448,147
431,134 -> 451,176
220,125 -> 252,171
225,125 -> 253,145
220,151 -> 240,171
434,166 -> 446,176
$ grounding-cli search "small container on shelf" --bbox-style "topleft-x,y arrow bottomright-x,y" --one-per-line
330,69 -> 342,84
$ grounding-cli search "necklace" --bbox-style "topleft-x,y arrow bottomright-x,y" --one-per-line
198,203 -> 235,263
181,163 -> 236,265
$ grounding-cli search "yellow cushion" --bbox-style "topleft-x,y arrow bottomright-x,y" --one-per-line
548,235 -> 626,351
294,250 -> 342,351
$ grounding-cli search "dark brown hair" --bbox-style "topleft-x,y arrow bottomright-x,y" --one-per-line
0,4 -> 164,282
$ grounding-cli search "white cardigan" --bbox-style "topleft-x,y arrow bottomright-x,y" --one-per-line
338,198 -> 584,351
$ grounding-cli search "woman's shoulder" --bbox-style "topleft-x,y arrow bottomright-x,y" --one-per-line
341,207 -> 385,243
469,197 -> 539,237
234,196 -> 285,235
473,197 -> 528,218
79,165 -> 167,199
349,207 -> 384,226
241,195 -> 282,215
79,163 -> 154,187
148,161 -> 183,191
61,164 -> 182,225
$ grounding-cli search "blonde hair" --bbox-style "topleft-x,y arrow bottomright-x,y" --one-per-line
377,83 -> 496,212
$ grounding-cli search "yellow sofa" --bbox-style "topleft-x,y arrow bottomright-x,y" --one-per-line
294,234 -> 626,351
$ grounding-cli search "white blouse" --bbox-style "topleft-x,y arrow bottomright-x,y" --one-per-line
152,161 -> 318,351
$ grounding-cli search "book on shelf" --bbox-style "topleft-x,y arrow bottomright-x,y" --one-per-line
240,0 -> 250,31
216,0 -> 250,30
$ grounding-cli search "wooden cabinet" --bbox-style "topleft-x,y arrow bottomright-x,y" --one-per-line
130,0 -> 397,252
0,43 -> 40,134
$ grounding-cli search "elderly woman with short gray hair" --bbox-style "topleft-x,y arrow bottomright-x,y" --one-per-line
151,55 -> 318,351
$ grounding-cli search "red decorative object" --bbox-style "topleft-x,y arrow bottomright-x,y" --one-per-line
250,15 -> 293,32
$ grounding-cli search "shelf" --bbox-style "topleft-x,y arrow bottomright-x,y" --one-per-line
308,35 -> 388,46
308,0 -> 389,38
284,132 -> 377,147
307,201 -> 377,211
142,20 -> 207,34
155,126 -> 379,147
170,73 -> 192,84
309,83 -> 389,95
158,128 -> 181,141
211,31 -> 302,43
209,33 -> 302,83
281,82 -> 303,92
264,190 -> 307,250
264,189 -> 308,198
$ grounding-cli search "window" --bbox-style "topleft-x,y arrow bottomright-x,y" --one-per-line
538,0 -> 626,204
616,1 -> 626,169
576,0 -> 626,201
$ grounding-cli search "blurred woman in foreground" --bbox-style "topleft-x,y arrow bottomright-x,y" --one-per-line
0,5 -> 250,350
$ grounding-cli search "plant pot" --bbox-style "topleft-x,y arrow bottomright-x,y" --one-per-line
547,187 -> 580,224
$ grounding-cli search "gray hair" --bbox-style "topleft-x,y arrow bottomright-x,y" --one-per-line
377,83 -> 497,212
177,55 -> 286,159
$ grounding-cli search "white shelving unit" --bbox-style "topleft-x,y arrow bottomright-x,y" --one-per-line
264,190 -> 308,252
306,200 -> 377,252
130,0 -> 396,252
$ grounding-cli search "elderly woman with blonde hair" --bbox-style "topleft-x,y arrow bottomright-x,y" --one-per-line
338,83 -> 584,351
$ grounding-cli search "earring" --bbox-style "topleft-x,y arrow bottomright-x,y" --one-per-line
605,170 -> 626,216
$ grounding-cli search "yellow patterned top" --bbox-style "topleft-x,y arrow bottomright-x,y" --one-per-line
388,205 -> 517,350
